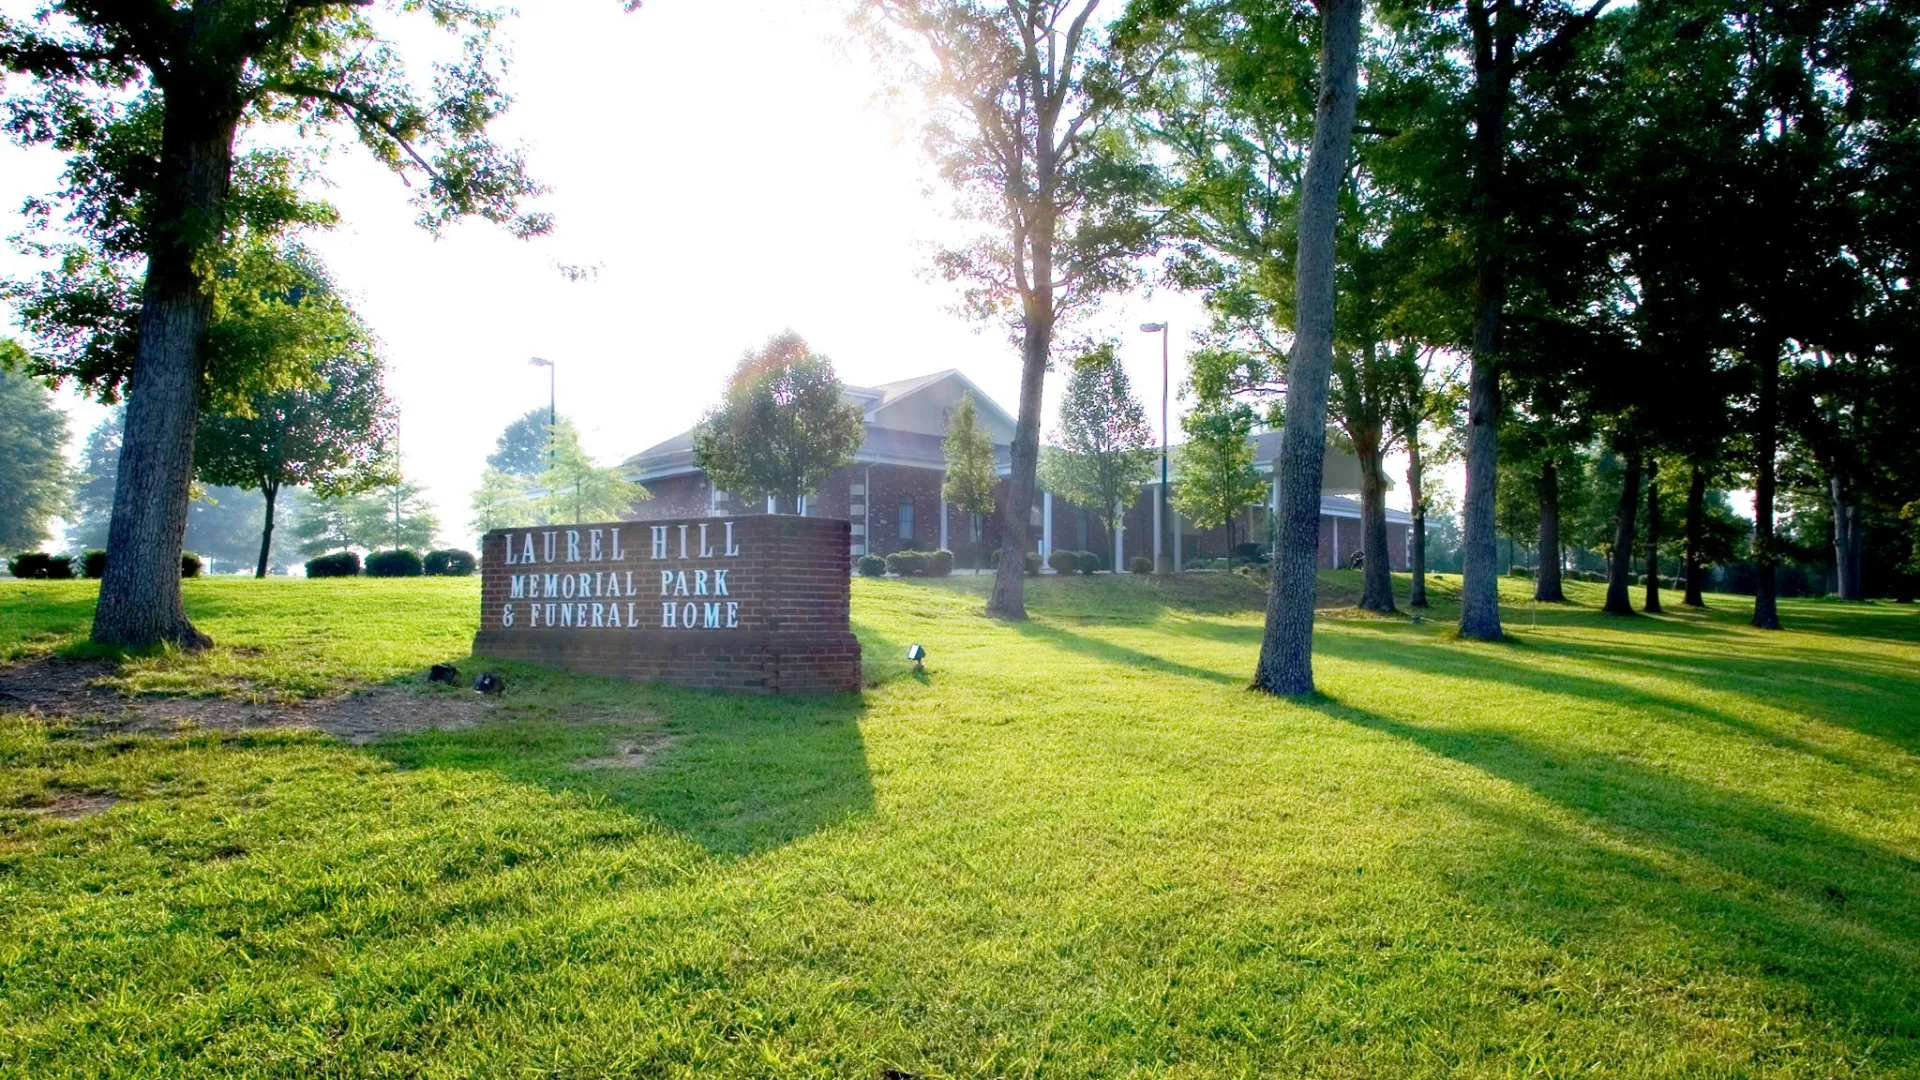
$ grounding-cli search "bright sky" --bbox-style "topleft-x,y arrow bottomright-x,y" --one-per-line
6,0 -> 1427,550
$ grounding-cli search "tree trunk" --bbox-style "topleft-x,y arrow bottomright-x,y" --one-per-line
1683,461 -> 1707,606
1405,421 -> 1428,608
1751,342 -> 1781,629
1354,429 -> 1396,612
1252,0 -> 1362,696
988,291 -> 1051,619
1534,457 -> 1565,602
91,101 -> 237,650
1828,473 -> 1861,601
255,482 -> 279,579
1642,461 -> 1662,614
1604,446 -> 1643,616
1456,0 -> 1513,643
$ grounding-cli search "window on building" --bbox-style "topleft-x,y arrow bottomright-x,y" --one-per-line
898,501 -> 915,541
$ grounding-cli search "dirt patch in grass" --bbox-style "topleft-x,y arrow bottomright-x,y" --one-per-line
18,790 -> 120,820
0,656 -> 493,745
573,734 -> 681,771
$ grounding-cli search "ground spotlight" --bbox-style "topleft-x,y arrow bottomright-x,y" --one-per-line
907,643 -> 927,672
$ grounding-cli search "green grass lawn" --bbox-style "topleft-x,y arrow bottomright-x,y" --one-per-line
2,571 -> 1916,1077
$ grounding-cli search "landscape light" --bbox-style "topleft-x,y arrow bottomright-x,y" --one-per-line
906,643 -> 927,672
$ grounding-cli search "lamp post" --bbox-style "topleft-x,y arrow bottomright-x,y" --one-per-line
1140,322 -> 1171,574
529,356 -> 556,471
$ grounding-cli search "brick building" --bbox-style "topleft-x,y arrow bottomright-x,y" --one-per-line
622,369 -> 1412,570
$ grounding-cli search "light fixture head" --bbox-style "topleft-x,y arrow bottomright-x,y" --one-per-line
906,643 -> 926,663
529,356 -> 553,367
1139,322 -> 1167,333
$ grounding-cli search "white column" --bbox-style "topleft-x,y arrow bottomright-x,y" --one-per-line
1114,500 -> 1124,571
1173,509 -> 1183,571
1331,515 -> 1339,569
766,494 -> 776,515
940,473 -> 949,551
709,482 -> 718,516
798,494 -> 807,517
1042,491 -> 1053,558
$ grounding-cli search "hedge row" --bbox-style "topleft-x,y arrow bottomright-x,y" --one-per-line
9,551 -> 200,579
305,548 -> 476,578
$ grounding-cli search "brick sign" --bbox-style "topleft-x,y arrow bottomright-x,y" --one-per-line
473,515 -> 862,694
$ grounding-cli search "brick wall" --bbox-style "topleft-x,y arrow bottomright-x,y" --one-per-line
474,515 -> 861,694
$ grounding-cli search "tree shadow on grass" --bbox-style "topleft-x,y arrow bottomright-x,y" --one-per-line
1299,692 -> 1920,1054
372,660 -> 874,859
1326,610 -> 1920,760
1009,619 -> 1246,687
1312,629 -> 1914,782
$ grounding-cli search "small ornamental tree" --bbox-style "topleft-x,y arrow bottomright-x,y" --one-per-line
0,0 -> 574,649
1036,345 -> 1156,555
941,393 -> 998,522
194,255 -> 397,577
1172,400 -> 1268,556
537,422 -> 648,525
692,332 -> 864,511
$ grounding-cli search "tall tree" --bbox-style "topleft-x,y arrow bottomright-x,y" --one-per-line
1252,0 -> 1363,695
487,408 -> 556,478
860,0 -> 1155,620
941,392 -> 999,522
195,329 -> 396,577
0,343 -> 71,552
2,0 -> 556,648
692,332 -> 864,510
1036,344 -> 1156,553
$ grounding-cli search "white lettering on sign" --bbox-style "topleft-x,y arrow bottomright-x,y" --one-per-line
498,519 -> 750,632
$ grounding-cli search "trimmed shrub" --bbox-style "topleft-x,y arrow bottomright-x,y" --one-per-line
1024,552 -> 1041,575
1076,550 -> 1101,574
424,549 -> 477,577
366,549 -> 424,578
81,550 -> 107,579
857,554 -> 887,577
1130,556 -> 1153,574
925,549 -> 955,577
885,550 -> 925,576
180,551 -> 203,578
1047,549 -> 1081,575
1232,542 -> 1268,566
8,552 -> 73,579
305,551 -> 361,578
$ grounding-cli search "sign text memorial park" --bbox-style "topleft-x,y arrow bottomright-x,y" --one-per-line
474,515 -> 862,694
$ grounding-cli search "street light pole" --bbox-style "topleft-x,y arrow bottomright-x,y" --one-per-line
529,357 -> 556,472
1140,322 -> 1171,574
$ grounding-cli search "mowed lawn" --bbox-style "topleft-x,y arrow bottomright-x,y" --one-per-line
1,571 -> 1917,1078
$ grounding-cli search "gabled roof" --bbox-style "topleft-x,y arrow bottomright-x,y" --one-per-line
623,368 -> 1020,481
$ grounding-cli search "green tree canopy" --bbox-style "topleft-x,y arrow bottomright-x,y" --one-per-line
488,408 -> 558,478
941,393 -> 998,517
295,472 -> 438,557
537,422 -> 647,526
1171,398 -> 1267,554
1,0 -> 563,647
0,342 -> 71,553
692,332 -> 864,510
1037,345 -> 1156,552
193,246 -> 396,576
